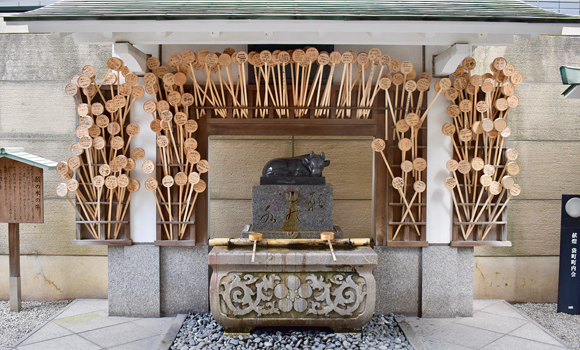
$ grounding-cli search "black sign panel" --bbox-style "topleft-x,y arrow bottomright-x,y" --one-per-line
557,195 -> 580,314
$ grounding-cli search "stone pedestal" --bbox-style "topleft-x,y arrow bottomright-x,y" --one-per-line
108,245 -> 209,317
209,246 -> 377,333
252,185 -> 333,232
421,246 -> 473,317
372,246 -> 473,317
373,246 -> 421,316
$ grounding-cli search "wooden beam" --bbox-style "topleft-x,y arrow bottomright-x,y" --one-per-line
374,106 -> 387,246
9,223 -> 21,312
195,116 -> 208,244
207,123 -> 378,137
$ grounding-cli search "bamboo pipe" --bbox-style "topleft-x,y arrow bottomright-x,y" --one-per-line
209,238 -> 371,247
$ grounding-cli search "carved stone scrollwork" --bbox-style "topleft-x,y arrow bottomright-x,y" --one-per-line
219,272 -> 367,318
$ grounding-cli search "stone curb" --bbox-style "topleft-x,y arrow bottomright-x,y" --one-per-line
157,313 -> 187,350
395,315 -> 427,350
9,299 -> 78,348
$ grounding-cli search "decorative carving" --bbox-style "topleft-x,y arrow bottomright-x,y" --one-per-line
219,272 -> 367,318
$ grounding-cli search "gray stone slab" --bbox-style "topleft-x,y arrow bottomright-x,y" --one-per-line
456,247 -> 474,317
423,322 -> 502,349
131,317 -> 175,335
456,310 -> 527,334
480,335 -> 568,350
422,246 -> 474,318
54,310 -> 133,334
508,323 -> 568,347
396,317 -> 428,350
157,314 -> 188,350
241,224 -> 344,239
473,35 -> 580,84
160,246 -> 209,316
18,322 -> 73,346
0,34 -> 110,81
422,246 -> 458,318
15,334 -> 102,350
373,246 -> 421,316
252,185 -> 333,231
54,300 -> 106,320
109,335 -> 164,350
108,245 -> 161,317
108,246 -> 126,316
77,321 -> 155,348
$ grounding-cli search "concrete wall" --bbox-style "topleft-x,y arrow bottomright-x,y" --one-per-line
472,35 -> 580,302
0,32 -> 110,300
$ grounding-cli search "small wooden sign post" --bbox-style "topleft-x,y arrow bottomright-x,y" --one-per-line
0,147 -> 56,312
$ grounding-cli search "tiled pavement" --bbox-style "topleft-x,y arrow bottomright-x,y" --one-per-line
400,299 -> 572,350
10,299 -> 176,350
8,299 -> 572,349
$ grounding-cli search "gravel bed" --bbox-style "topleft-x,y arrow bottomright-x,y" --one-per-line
513,302 -> 580,349
172,313 -> 413,350
0,300 -> 72,349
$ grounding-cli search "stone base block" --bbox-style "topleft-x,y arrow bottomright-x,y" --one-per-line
422,246 -> 473,317
209,246 -> 377,333
373,247 -> 421,316
252,185 -> 333,231
109,245 -> 160,317
373,246 -> 473,317
241,224 -> 343,239
108,245 -> 209,317
160,246 -> 209,316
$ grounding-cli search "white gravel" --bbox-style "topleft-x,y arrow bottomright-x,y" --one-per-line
513,302 -> 580,349
0,300 -> 72,349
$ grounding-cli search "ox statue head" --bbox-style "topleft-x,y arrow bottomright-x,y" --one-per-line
303,151 -> 331,176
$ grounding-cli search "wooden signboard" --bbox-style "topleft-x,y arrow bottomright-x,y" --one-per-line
0,158 -> 44,223
0,147 -> 56,312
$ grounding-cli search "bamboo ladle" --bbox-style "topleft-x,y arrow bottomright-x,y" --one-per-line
249,232 -> 263,263
321,231 -> 337,261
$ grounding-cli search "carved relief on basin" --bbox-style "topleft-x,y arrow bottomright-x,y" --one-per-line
209,246 -> 377,333
219,272 -> 368,318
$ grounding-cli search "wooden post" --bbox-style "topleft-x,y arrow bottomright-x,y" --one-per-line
195,116 -> 208,244
9,223 -> 21,312
1,149 -> 56,312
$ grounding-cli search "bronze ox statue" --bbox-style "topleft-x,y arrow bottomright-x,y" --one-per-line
262,151 -> 330,177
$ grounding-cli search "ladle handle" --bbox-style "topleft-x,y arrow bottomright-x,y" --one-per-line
251,240 -> 257,263
328,240 -> 337,262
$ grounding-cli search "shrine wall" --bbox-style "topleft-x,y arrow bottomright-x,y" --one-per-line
472,35 -> 580,302
1,29 -> 580,303
0,32 -> 109,299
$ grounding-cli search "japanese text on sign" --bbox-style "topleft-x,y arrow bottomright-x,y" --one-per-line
572,233 -> 577,278
0,158 -> 44,223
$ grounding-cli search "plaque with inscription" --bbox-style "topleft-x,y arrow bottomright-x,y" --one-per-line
0,158 -> 44,223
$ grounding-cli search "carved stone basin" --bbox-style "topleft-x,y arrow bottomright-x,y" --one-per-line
208,245 -> 377,333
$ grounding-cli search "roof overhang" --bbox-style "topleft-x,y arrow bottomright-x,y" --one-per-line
4,18 -> 578,45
